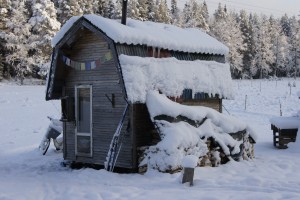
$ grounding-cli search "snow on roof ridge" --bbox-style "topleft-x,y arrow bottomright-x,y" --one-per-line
52,14 -> 229,55
119,55 -> 234,103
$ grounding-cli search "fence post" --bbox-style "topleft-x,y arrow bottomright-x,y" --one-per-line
182,167 -> 195,186
245,95 -> 247,111
279,100 -> 282,116
182,155 -> 198,186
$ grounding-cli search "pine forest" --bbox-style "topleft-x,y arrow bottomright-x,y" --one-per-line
0,0 -> 299,81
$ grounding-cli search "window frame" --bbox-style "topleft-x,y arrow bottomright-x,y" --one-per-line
75,84 -> 93,157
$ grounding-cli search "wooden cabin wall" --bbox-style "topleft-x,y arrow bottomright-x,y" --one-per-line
181,99 -> 222,113
115,44 -> 225,63
62,29 -> 133,169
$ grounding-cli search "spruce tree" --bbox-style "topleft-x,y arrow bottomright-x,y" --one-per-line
4,0 -> 32,82
104,0 -> 115,19
97,0 -> 107,16
114,0 -> 122,19
160,0 -> 171,24
29,0 -> 61,78
268,16 -> 288,77
170,0 -> 181,25
287,16 -> 300,78
128,0 -> 141,20
211,10 -> 245,78
183,0 -> 208,30
0,0 -> 10,78
80,0 -> 99,15
57,0 -> 83,24
0,52 -> 3,80
147,0 -> 158,22
214,3 -> 227,22
202,1 -> 209,23
139,0 -> 149,21
280,14 -> 291,37
251,15 -> 275,78
239,10 -> 254,78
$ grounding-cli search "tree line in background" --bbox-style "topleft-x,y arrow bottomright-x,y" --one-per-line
0,0 -> 299,81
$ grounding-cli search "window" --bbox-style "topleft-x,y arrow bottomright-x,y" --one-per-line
75,85 -> 92,157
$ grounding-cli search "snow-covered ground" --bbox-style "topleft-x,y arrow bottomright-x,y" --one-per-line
1,78 -> 300,200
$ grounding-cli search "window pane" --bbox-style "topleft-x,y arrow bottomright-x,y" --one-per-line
77,136 -> 91,154
77,88 -> 90,133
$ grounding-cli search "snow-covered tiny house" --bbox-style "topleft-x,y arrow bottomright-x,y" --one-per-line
46,14 -> 254,172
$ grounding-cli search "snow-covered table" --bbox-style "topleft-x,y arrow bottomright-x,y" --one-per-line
270,117 -> 300,149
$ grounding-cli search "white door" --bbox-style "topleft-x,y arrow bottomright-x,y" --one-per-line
75,85 -> 92,157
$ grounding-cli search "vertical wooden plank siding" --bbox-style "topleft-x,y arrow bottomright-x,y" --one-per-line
62,29 -> 133,168
181,99 -> 222,112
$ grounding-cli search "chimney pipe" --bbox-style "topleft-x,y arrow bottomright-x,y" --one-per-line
121,0 -> 128,25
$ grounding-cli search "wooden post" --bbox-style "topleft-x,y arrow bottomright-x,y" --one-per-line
279,100 -> 282,116
260,81 -> 261,92
182,167 -> 195,186
245,95 -> 247,111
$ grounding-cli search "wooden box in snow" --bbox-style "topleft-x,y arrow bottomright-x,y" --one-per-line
270,117 -> 299,149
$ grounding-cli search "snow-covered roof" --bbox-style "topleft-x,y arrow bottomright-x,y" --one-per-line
119,55 -> 234,103
52,14 -> 229,55
270,116 -> 300,129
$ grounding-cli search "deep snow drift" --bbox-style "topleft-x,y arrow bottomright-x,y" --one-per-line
1,78 -> 300,200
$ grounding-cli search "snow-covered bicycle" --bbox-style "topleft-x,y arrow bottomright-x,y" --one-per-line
39,116 -> 63,155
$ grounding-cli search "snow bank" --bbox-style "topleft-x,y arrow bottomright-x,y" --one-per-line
3,79 -> 300,200
297,90 -> 300,98
140,91 -> 256,171
120,55 -> 233,103
286,129 -> 300,153
52,14 -> 228,55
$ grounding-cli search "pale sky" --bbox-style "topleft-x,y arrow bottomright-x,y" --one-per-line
175,0 -> 300,18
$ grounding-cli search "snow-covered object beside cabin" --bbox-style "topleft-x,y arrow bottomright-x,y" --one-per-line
139,120 -> 208,171
119,55 -> 233,103
146,90 -> 256,140
182,155 -> 199,168
270,117 -> 300,129
52,14 -> 229,55
140,91 -> 257,171
49,118 -> 63,133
